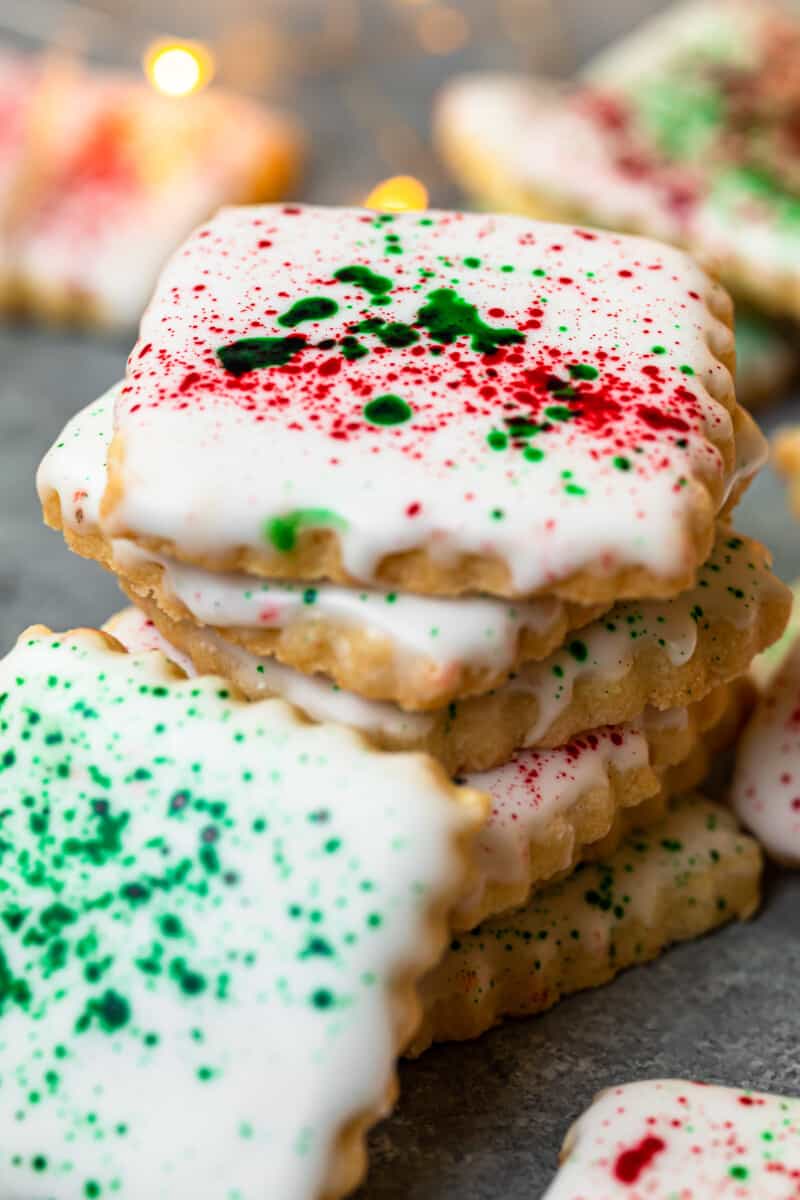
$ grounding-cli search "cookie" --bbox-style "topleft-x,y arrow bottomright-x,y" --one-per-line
107,604 -> 737,933
0,625 -> 486,1199
115,514 -> 787,754
0,49 -> 303,330
410,795 -> 761,1054
15,76 -> 303,330
67,203 -> 761,605
437,0 -> 800,322
543,1078 -> 800,1198
732,625 -> 800,865
116,591 -> 737,775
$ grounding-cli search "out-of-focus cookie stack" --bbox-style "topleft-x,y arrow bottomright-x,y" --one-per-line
38,203 -> 789,1053
0,49 -> 302,329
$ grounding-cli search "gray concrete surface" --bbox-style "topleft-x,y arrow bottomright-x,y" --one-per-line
1,1 -> 799,1195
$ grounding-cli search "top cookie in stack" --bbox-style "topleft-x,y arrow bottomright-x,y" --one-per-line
38,204 -> 789,933
58,204 -> 759,603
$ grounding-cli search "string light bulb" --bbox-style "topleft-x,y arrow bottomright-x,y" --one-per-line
143,39 -> 214,97
364,174 -> 429,212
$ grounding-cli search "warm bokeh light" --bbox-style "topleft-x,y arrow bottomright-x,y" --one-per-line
364,174 -> 429,212
143,40 -> 215,97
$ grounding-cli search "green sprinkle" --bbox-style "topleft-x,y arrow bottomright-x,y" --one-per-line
363,394 -> 413,426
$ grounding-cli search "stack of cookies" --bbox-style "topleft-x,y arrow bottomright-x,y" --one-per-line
33,203 -> 788,1190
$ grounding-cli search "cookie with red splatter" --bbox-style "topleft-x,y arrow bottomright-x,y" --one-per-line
732,627 -> 800,864
0,624 -> 486,1200
410,795 -> 761,1055
542,1078 -> 800,1198
437,1 -> 800,324
94,203 -> 758,604
15,71 -> 302,330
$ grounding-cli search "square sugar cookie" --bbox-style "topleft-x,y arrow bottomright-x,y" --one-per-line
97,204 -> 759,603
0,626 -> 485,1200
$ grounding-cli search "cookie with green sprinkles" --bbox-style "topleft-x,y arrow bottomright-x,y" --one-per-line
542,1078 -> 800,1199
409,794 -> 761,1055
0,625 -> 487,1200
60,201 -> 762,605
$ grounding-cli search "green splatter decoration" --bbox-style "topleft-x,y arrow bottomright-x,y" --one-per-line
333,265 -> 393,303
363,395 -> 413,427
264,508 -> 348,553
416,288 -> 526,355
217,336 -> 306,375
277,298 -> 339,328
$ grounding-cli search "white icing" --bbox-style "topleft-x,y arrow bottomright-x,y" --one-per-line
36,386 -> 116,527
103,605 -> 195,676
0,628 -> 477,1199
107,204 -> 739,594
543,1078 -> 800,1198
732,633 -> 800,865
106,605 -> 433,743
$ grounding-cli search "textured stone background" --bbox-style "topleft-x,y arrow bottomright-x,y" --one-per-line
1,1 -> 798,1195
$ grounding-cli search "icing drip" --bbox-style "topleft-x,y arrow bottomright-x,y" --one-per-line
0,628 -> 478,1199
106,204 -> 738,593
